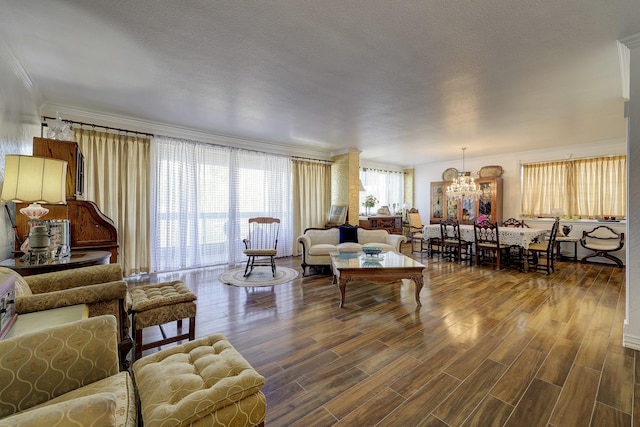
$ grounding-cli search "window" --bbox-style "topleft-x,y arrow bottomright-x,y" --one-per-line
151,136 -> 292,273
521,155 -> 626,218
359,168 -> 404,215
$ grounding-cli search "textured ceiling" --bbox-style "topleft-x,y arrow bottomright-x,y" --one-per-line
0,0 -> 638,166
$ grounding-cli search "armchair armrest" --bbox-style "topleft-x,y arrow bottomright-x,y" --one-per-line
24,264 -> 123,294
385,234 -> 407,251
297,235 -> 311,252
0,315 -> 120,417
16,281 -> 128,314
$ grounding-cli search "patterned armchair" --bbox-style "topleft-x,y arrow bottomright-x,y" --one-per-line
0,315 -> 136,426
0,264 -> 132,367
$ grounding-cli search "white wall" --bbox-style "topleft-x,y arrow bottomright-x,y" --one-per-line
413,139 -> 627,221
0,42 -> 40,260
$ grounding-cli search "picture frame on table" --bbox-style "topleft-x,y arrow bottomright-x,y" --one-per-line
328,205 -> 348,225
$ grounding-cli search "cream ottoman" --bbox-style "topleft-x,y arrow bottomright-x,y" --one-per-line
133,334 -> 266,427
130,281 -> 197,360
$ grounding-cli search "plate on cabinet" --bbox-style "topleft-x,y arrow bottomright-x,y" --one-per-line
479,165 -> 503,178
442,168 -> 458,181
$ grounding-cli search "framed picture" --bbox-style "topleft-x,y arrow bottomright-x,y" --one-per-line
378,206 -> 391,216
328,205 -> 348,225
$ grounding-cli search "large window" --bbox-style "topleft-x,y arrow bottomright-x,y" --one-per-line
151,136 -> 292,273
521,155 -> 626,218
359,168 -> 404,215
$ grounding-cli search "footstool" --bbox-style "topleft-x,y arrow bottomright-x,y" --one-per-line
133,334 -> 266,427
130,281 -> 197,360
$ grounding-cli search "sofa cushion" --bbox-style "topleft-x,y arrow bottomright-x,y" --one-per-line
336,243 -> 362,252
0,393 -> 117,427
308,243 -> 339,256
358,229 -> 391,245
339,225 -> 359,243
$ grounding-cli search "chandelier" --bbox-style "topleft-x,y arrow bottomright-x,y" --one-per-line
446,148 -> 482,201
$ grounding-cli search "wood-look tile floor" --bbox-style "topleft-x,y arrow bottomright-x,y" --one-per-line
130,244 -> 635,427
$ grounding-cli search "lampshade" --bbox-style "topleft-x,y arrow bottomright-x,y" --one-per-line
1,155 -> 68,219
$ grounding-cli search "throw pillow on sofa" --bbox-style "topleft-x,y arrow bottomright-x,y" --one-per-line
339,225 -> 358,243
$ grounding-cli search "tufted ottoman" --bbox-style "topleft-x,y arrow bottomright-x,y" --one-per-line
132,333 -> 266,427
130,281 -> 197,360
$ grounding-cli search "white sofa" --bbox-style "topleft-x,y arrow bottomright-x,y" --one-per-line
297,227 -> 406,275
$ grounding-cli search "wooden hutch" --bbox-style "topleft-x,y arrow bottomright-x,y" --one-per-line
430,178 -> 503,225
14,138 -> 119,262
358,215 -> 403,234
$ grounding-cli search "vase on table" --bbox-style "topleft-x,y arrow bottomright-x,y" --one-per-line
562,225 -> 572,236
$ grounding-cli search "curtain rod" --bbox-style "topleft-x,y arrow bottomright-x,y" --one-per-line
291,155 -> 332,164
41,116 -> 154,138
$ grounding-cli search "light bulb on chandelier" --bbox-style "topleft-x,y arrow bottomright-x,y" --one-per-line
446,148 -> 482,201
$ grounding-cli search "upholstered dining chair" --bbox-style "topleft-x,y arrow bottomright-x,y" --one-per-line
579,225 -> 624,267
526,219 -> 560,274
440,219 -> 472,264
474,220 -> 511,270
243,217 -> 280,277
408,211 -> 428,254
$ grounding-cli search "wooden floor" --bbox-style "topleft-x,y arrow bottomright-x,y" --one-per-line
131,244 -> 636,427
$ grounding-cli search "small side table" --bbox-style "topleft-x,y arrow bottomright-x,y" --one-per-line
555,236 -> 579,261
3,304 -> 88,339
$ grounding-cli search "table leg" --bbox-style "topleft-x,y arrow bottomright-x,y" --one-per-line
337,276 -> 353,308
410,274 -> 423,307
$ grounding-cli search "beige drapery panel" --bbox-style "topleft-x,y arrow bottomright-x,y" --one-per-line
291,159 -> 331,256
74,129 -> 151,275
521,155 -> 626,218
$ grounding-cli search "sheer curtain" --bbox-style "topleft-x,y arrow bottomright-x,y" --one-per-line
292,159 -> 331,256
151,136 -> 292,273
521,155 -> 626,218
75,129 -> 150,276
359,168 -> 404,214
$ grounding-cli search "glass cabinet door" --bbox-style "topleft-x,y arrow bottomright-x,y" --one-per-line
462,198 -> 476,223
478,181 -> 494,220
430,182 -> 445,223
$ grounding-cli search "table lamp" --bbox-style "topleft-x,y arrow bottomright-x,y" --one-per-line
1,155 -> 68,261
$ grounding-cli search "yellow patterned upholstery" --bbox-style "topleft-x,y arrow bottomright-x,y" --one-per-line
133,333 -> 266,427
0,315 -> 136,426
130,281 -> 197,359
1,265 -> 131,356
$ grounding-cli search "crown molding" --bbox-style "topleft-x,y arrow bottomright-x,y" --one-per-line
621,32 -> 640,49
40,104 -> 333,161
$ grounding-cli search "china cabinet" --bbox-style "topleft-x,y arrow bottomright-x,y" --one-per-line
430,178 -> 503,224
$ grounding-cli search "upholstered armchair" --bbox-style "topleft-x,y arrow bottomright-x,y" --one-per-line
0,315 -> 137,426
1,264 -> 132,367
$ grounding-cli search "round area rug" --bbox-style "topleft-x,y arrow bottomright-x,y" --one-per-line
220,266 -> 299,287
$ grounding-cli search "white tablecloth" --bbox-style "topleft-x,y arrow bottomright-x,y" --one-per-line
424,224 -> 548,249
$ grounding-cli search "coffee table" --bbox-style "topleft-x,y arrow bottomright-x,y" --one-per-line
330,251 -> 425,308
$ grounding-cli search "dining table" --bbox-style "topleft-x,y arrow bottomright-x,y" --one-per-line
424,223 -> 549,271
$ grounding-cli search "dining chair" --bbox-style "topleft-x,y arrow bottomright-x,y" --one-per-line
440,219 -> 472,264
408,211 -> 428,254
501,217 -> 524,228
526,219 -> 559,274
500,217 -> 526,267
243,217 -> 280,277
474,219 -> 511,270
